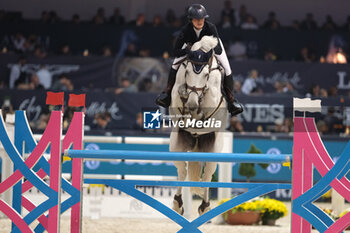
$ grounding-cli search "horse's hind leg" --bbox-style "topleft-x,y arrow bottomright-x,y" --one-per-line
198,162 -> 217,215
173,161 -> 187,215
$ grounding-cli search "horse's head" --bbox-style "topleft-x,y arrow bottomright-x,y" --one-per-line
179,36 -> 221,118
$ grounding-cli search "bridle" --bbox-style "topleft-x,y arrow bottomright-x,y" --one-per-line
177,48 -> 224,121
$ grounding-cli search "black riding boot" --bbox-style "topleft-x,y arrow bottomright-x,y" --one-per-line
155,68 -> 177,108
223,74 -> 244,116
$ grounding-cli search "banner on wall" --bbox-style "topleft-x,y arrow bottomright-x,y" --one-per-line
0,90 -> 348,132
2,54 -> 350,95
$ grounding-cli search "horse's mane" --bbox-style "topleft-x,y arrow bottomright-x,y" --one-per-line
191,36 -> 218,53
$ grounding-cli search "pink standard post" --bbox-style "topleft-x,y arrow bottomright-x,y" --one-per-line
292,116 -> 350,232
43,111 -> 63,233
63,112 -> 84,233
304,118 -> 350,198
291,117 -> 313,233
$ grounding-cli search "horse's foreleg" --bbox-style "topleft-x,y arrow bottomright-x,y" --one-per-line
198,162 -> 217,215
188,161 -> 203,197
173,161 -> 187,215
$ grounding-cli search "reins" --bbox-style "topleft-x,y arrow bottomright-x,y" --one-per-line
176,52 -> 224,122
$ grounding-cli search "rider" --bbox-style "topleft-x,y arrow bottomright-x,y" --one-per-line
156,4 -> 243,116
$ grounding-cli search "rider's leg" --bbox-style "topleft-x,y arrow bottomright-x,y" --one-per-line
155,55 -> 185,108
215,39 -> 243,116
223,74 -> 244,116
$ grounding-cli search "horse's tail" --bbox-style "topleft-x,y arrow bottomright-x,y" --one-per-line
187,161 -> 204,197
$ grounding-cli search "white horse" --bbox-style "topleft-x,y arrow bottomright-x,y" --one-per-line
169,36 -> 228,215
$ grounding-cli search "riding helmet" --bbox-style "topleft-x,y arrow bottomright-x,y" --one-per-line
187,4 -> 209,19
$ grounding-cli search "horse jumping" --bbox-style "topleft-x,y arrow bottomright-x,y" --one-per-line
169,36 -> 228,215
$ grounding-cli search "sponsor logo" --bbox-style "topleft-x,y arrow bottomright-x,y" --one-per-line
266,148 -> 282,174
142,110 -> 222,130
162,117 -> 222,129
143,110 -> 161,129
85,143 -> 100,170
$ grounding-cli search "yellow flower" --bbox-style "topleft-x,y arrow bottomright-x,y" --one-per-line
218,198 -> 263,213
339,209 -> 350,218
217,197 -> 287,220
258,198 -> 288,219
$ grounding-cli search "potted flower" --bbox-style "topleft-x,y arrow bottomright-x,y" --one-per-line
218,198 -> 262,225
259,197 -> 288,225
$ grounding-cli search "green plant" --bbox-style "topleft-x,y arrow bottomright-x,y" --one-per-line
238,163 -> 255,181
238,144 -> 268,181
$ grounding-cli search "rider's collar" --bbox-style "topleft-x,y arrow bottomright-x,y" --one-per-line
193,27 -> 202,38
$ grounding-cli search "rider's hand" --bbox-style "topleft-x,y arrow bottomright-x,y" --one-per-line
185,44 -> 192,55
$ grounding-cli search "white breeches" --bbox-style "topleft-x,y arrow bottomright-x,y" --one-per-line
215,39 -> 232,76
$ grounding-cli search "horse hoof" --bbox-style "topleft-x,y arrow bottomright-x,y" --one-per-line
198,206 -> 211,215
180,206 -> 185,215
173,203 -> 185,215
173,195 -> 184,215
198,200 -> 210,216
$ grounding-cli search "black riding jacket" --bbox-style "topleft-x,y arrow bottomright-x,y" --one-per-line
173,21 -> 222,57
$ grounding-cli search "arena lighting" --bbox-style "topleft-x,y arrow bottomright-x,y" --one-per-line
335,51 -> 347,64
83,49 -> 89,56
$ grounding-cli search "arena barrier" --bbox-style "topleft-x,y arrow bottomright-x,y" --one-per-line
0,97 -> 349,233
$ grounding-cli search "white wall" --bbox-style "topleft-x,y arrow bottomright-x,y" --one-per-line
1,0 -> 349,25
